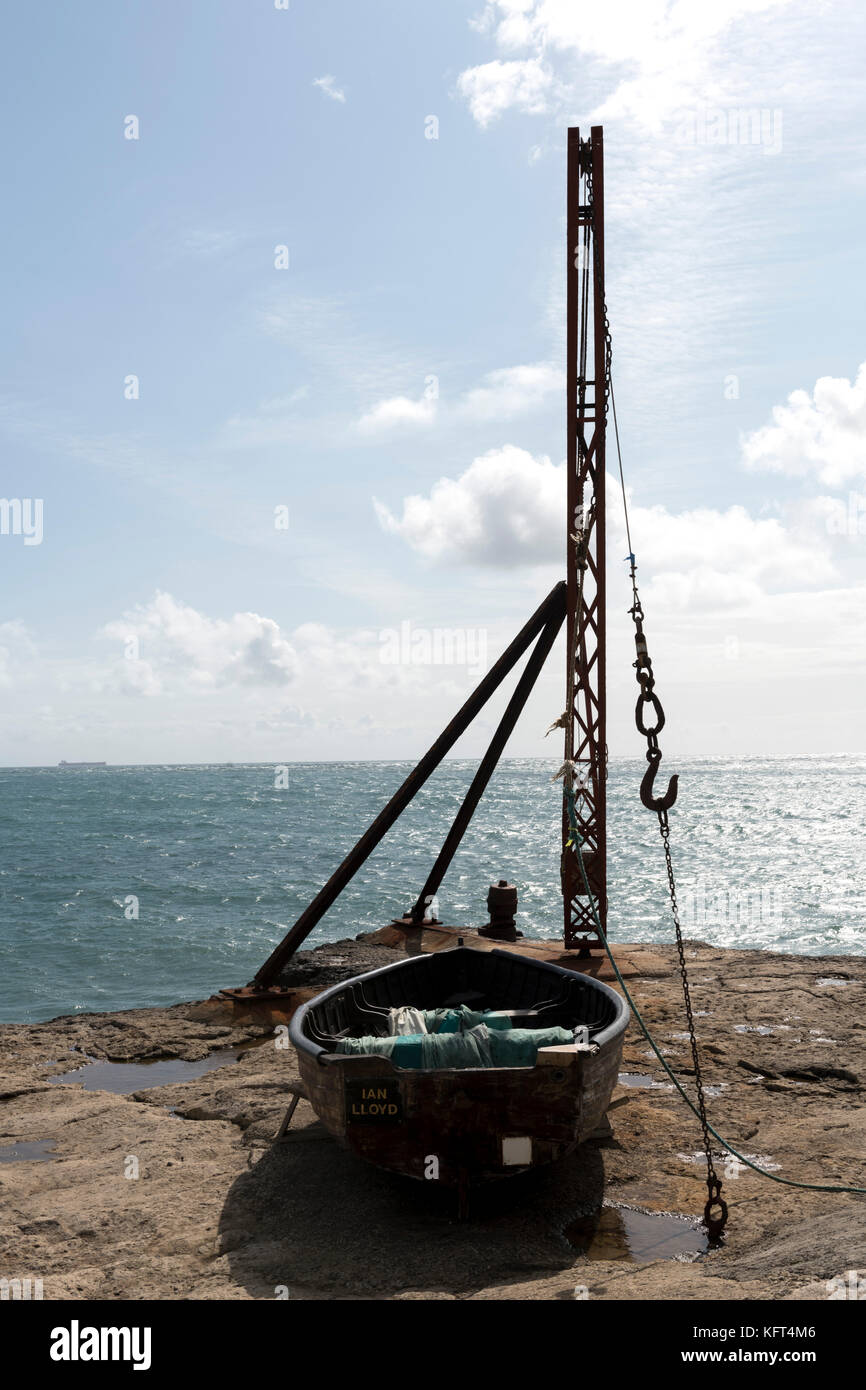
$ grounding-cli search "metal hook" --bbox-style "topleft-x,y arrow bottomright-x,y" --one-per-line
703,1176 -> 728,1243
640,751 -> 679,813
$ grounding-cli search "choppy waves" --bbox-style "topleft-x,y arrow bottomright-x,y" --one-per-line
1,756 -> 864,1022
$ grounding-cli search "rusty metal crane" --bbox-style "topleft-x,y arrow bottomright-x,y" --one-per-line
234,126 -> 609,998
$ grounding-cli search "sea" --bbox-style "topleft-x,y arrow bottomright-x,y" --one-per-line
1,757 -> 864,1024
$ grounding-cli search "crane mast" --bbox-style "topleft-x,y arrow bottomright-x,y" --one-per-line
563,125 -> 607,952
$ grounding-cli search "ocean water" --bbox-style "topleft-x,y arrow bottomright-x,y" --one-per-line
1,757 -> 864,1024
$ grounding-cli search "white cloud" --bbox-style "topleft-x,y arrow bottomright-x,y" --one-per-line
313,75 -> 346,103
457,57 -> 554,127
253,704 -> 317,733
374,446 -> 835,601
627,502 -> 834,602
742,362 -> 866,487
460,1 -> 796,129
101,593 -> 298,695
374,445 -> 564,564
0,597 -> 497,761
356,362 -> 561,435
96,595 -> 452,706
458,362 -> 562,421
456,2 -> 855,460
357,394 -> 436,434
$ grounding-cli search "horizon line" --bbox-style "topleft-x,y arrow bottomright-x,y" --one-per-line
1,752 -> 862,770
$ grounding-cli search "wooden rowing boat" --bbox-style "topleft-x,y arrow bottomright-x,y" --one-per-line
289,943 -> 629,1202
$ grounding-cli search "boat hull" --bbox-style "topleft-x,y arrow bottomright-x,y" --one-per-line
290,945 -> 629,1189
297,1032 -> 623,1186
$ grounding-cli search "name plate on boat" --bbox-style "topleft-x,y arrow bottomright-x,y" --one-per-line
345,1080 -> 403,1123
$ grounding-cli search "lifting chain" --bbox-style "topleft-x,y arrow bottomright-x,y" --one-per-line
627,556 -> 728,1243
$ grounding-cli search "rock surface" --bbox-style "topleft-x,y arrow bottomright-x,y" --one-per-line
1,936 -> 864,1301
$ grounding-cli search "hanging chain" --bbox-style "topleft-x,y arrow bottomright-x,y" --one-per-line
628,563 -> 728,1241
658,807 -> 728,1240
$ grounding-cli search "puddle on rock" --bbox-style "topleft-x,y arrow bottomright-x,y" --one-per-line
49,1047 -> 244,1094
618,1072 -> 673,1090
0,1139 -> 58,1163
563,1204 -> 708,1262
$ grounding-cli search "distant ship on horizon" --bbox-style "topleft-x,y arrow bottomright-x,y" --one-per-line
58,761 -> 107,767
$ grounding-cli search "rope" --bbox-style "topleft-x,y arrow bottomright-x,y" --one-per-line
610,378 -> 633,563
564,787 -> 866,1197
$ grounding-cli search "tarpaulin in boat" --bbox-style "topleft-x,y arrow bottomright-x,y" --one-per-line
387,1005 -> 521,1036
335,1020 -> 575,1070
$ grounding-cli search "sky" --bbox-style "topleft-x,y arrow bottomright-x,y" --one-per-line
2,0 -> 866,764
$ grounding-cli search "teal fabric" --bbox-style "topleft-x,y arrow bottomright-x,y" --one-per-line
335,1022 -> 574,1070
418,1025 -> 493,1069
336,1034 -> 400,1059
487,1026 -> 573,1066
392,1035 -> 425,1068
421,1006 -> 517,1034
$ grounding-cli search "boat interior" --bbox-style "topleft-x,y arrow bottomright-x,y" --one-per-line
294,946 -> 625,1055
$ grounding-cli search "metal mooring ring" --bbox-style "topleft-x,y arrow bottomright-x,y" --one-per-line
704,1177 -> 728,1242
704,1196 -> 729,1243
635,690 -> 665,737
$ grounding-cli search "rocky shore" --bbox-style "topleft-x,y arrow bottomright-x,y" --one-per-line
1,933 -> 864,1300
